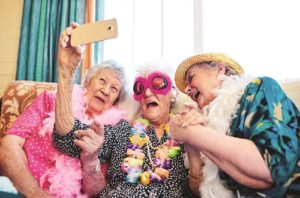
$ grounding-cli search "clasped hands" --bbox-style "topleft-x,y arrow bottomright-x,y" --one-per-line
169,102 -> 207,144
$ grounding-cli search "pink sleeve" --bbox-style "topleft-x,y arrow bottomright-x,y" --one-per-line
7,90 -> 56,139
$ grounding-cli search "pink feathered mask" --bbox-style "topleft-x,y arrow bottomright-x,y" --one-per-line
133,71 -> 172,101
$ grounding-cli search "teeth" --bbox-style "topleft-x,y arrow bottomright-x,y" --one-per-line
146,101 -> 158,108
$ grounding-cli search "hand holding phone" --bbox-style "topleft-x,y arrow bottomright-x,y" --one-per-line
71,18 -> 118,46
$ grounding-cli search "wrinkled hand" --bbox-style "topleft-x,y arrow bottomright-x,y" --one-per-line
170,109 -> 206,143
74,123 -> 104,161
176,102 -> 207,127
169,115 -> 189,143
58,22 -> 85,74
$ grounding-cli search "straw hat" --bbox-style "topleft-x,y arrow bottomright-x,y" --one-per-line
174,53 -> 244,92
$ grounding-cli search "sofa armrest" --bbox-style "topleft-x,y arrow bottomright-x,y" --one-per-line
0,81 -> 57,140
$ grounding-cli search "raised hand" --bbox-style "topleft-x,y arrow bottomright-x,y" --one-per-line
58,22 -> 85,75
74,123 -> 104,161
169,110 -> 206,143
169,115 -> 187,142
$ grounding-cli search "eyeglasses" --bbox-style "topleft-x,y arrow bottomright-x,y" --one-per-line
133,71 -> 172,101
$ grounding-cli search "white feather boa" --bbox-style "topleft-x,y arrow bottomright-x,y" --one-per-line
198,75 -> 249,198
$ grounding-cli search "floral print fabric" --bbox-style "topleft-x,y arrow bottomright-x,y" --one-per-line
53,119 -> 195,198
224,77 -> 300,197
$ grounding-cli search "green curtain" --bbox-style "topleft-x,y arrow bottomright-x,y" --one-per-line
16,0 -> 104,83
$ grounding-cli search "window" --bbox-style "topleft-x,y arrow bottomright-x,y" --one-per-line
104,0 -> 300,82
202,0 -> 300,80
103,0 -> 194,81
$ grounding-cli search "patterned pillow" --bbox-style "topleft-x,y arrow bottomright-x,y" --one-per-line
0,81 -> 57,139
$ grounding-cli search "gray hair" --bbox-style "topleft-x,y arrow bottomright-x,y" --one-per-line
192,61 -> 239,76
82,60 -> 128,105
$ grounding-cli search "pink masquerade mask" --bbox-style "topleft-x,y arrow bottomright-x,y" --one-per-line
133,71 -> 172,101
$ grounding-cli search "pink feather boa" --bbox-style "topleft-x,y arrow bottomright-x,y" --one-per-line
39,86 -> 127,197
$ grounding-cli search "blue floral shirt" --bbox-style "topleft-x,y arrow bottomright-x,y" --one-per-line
221,77 -> 300,197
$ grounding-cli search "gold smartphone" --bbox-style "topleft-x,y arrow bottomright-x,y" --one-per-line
71,18 -> 118,46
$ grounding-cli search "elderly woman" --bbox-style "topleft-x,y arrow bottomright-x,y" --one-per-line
0,23 -> 127,197
53,59 -> 199,197
170,52 -> 300,197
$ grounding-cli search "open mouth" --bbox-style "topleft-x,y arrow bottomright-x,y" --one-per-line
95,96 -> 105,103
146,101 -> 159,108
191,90 -> 200,101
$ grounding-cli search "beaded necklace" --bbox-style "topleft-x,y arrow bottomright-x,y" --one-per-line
120,117 -> 181,185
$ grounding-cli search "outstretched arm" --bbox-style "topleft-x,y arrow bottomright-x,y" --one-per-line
171,123 -> 273,189
171,103 -> 272,189
54,23 -> 107,195
55,22 -> 84,135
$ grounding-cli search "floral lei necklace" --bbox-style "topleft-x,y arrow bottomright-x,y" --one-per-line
120,117 -> 182,185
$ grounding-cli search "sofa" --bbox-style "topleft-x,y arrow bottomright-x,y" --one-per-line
0,80 -> 141,141
0,79 -> 299,185
0,79 -> 300,141
0,81 -> 57,139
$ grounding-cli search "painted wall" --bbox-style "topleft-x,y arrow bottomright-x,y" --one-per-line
0,0 -> 23,97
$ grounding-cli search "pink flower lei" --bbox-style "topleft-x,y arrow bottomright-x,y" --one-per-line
120,117 -> 181,185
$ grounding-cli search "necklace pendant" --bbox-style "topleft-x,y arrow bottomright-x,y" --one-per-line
154,167 -> 169,179
140,171 -> 151,185
129,133 -> 148,147
168,146 -> 181,158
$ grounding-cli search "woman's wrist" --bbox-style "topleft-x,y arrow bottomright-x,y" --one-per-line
82,158 -> 101,176
188,171 -> 202,180
58,69 -> 74,82
82,162 -> 101,176
58,61 -> 78,74
188,170 -> 202,197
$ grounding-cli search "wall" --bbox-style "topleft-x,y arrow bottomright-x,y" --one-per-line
0,0 -> 23,97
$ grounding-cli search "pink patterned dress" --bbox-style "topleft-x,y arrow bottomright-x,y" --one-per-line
8,86 -> 126,198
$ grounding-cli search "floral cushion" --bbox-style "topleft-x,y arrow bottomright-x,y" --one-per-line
0,81 -> 57,140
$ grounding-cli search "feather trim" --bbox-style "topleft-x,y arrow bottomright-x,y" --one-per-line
93,106 -> 128,126
37,86 -> 127,197
38,86 -> 127,136
40,154 -> 87,198
199,75 -> 249,198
